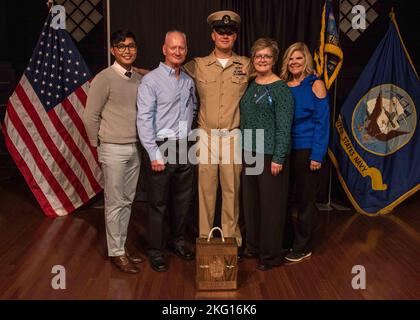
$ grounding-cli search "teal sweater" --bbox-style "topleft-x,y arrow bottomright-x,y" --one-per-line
240,80 -> 294,164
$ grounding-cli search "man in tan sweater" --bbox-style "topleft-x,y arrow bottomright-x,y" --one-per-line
82,30 -> 143,274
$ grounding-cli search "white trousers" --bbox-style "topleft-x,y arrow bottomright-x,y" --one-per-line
99,142 -> 140,256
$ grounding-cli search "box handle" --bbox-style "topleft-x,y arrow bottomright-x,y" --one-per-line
207,227 -> 225,242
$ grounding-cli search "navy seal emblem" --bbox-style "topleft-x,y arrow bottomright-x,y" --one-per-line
352,84 -> 416,156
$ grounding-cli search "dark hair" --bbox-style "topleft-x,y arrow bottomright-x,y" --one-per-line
110,30 -> 136,46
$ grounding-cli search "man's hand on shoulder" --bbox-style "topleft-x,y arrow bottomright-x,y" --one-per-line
132,66 -> 150,76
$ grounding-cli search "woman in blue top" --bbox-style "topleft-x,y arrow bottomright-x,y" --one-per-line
279,42 -> 330,262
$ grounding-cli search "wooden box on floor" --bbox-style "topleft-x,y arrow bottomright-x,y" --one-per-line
196,227 -> 238,291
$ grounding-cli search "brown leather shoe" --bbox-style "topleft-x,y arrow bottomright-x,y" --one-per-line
125,248 -> 144,264
110,255 -> 139,274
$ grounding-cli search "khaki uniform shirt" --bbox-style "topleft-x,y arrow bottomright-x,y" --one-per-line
184,52 -> 250,130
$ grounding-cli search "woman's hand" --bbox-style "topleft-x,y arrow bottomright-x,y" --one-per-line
310,160 -> 322,171
271,162 -> 283,176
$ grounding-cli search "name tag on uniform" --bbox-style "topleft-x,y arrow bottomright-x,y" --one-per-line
233,66 -> 247,76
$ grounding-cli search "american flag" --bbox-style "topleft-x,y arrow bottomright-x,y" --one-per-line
2,7 -> 103,217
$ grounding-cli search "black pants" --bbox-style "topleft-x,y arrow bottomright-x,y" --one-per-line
144,139 -> 193,257
284,149 -> 320,253
242,153 -> 290,266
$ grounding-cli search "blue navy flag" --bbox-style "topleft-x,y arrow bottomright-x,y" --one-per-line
329,13 -> 420,216
2,6 -> 103,217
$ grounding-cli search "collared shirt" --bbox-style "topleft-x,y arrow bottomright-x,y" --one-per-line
184,51 -> 251,130
111,61 -> 133,79
137,62 -> 197,161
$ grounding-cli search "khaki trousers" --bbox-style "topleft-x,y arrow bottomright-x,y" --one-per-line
99,142 -> 140,256
197,129 -> 242,246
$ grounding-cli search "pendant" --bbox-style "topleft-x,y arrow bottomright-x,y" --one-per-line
254,87 -> 260,98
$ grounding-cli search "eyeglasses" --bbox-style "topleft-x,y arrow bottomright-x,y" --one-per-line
113,43 -> 137,53
254,54 -> 274,61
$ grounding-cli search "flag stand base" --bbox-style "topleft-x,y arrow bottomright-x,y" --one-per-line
316,201 -> 351,211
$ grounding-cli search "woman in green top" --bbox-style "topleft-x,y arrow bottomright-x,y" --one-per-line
240,38 -> 294,271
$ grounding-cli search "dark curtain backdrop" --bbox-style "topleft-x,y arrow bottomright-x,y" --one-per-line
111,0 -> 330,208
110,0 -> 324,72
0,0 -> 418,206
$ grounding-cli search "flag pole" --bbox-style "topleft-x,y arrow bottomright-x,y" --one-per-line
327,74 -> 338,209
329,0 -> 340,209
321,0 -> 340,212
106,0 -> 111,66
321,0 -> 351,212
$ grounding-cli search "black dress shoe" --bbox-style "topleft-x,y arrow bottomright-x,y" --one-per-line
149,255 -> 168,272
169,244 -> 195,260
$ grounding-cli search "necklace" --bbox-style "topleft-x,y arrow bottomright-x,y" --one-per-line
253,83 -> 273,106
253,82 -> 263,97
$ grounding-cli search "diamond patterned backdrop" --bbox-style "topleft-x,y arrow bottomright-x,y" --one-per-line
340,0 -> 378,42
55,0 -> 103,42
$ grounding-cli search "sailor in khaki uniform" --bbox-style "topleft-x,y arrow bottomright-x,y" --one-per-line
184,11 -> 250,247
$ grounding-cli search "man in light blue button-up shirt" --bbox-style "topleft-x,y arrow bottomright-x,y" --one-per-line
136,31 -> 197,272
137,42 -> 197,164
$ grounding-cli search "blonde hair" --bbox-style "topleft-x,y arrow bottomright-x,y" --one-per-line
279,42 -> 314,82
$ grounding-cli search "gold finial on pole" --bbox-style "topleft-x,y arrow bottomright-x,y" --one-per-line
389,7 -> 395,20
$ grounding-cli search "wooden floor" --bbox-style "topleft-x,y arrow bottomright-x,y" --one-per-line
0,175 -> 419,300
